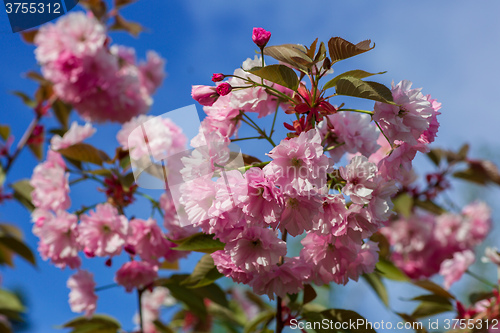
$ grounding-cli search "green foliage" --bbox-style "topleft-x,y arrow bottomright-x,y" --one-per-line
61,314 -> 121,333
362,273 -> 389,307
171,233 -> 225,253
335,77 -> 395,104
248,65 -> 299,91
263,44 -> 313,72
323,70 -> 386,90
181,254 -> 224,288
10,179 -> 34,211
58,143 -> 110,166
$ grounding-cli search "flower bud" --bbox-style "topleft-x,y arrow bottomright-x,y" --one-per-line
191,85 -> 219,106
211,73 -> 225,82
216,82 -> 232,96
252,27 -> 271,48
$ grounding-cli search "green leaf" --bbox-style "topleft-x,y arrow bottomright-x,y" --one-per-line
152,320 -> 175,333
0,125 -> 10,141
303,284 -> 317,305
426,149 -> 443,166
393,193 -> 414,218
0,320 -> 12,333
413,200 -> 446,215
182,254 -> 223,288
21,29 -> 38,44
28,141 -> 44,161
115,0 -> 138,7
58,143 -> 110,166
411,300 -> 453,319
61,314 -> 121,333
0,289 -> 24,314
243,310 -> 275,333
412,280 -> 455,300
171,233 -> 225,253
363,273 -> 389,307
11,91 -> 36,108
376,259 -> 410,282
10,179 -> 34,212
411,294 -> 452,305
248,65 -> 299,91
52,99 -> 72,130
323,70 -> 386,90
321,309 -> 377,333
328,37 -> 375,63
335,77 -> 394,104
263,44 -> 313,72
0,236 -> 36,266
24,71 -> 47,84
159,275 -> 207,319
193,283 -> 229,308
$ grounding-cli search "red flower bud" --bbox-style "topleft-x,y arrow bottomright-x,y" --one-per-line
216,82 -> 232,96
252,27 -> 271,48
211,73 -> 225,82
191,85 -> 219,106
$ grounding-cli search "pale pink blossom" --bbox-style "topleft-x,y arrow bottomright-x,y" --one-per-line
227,227 -> 286,272
319,112 -> 380,163
265,129 -> 330,196
35,12 -> 106,64
212,250 -> 254,284
117,115 -> 186,161
134,287 -> 174,333
191,85 -> 219,106
30,151 -> 70,211
115,261 -> 158,292
50,122 -> 96,150
78,203 -> 128,257
314,194 -> 347,235
439,250 -> 475,289
419,95 -> 441,144
373,80 -> 434,146
127,218 -> 170,264
67,270 -> 98,317
250,258 -> 311,300
280,195 -> 323,237
482,247 -> 500,266
34,210 -> 81,269
340,156 -> 377,205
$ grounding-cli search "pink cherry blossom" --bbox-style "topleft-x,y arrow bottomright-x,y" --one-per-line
30,151 -> 70,211
340,156 -> 377,205
439,250 -> 475,289
227,227 -> 287,272
134,287 -> 174,333
127,218 -> 170,264
482,247 -> 500,266
250,258 -> 311,300
115,261 -> 158,292
78,203 -> 128,257
117,114 -> 187,161
216,82 -> 232,96
138,51 -> 166,95
191,85 -> 219,106
279,195 -> 322,237
34,210 -> 81,269
212,250 -> 254,284
373,80 -> 434,146
319,112 -> 380,163
50,122 -> 96,150
265,129 -> 330,196
67,270 -> 98,317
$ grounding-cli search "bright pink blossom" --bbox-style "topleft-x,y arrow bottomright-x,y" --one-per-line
78,203 -> 128,257
115,261 -> 158,292
67,270 -> 98,317
252,27 -> 271,48
216,82 -> 232,96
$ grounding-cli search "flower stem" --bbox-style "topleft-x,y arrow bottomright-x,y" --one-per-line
336,108 -> 374,115
138,288 -> 144,333
466,270 -> 497,289
4,114 -> 41,173
276,230 -> 288,333
94,283 -> 119,292
374,120 -> 393,148
242,114 -> 276,147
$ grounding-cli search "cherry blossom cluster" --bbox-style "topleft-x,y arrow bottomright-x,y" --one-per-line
183,28 -> 447,300
34,11 -> 165,123
30,120 -> 197,320
381,202 -> 491,289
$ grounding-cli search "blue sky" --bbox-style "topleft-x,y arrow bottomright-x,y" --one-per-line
1,1 -> 500,332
